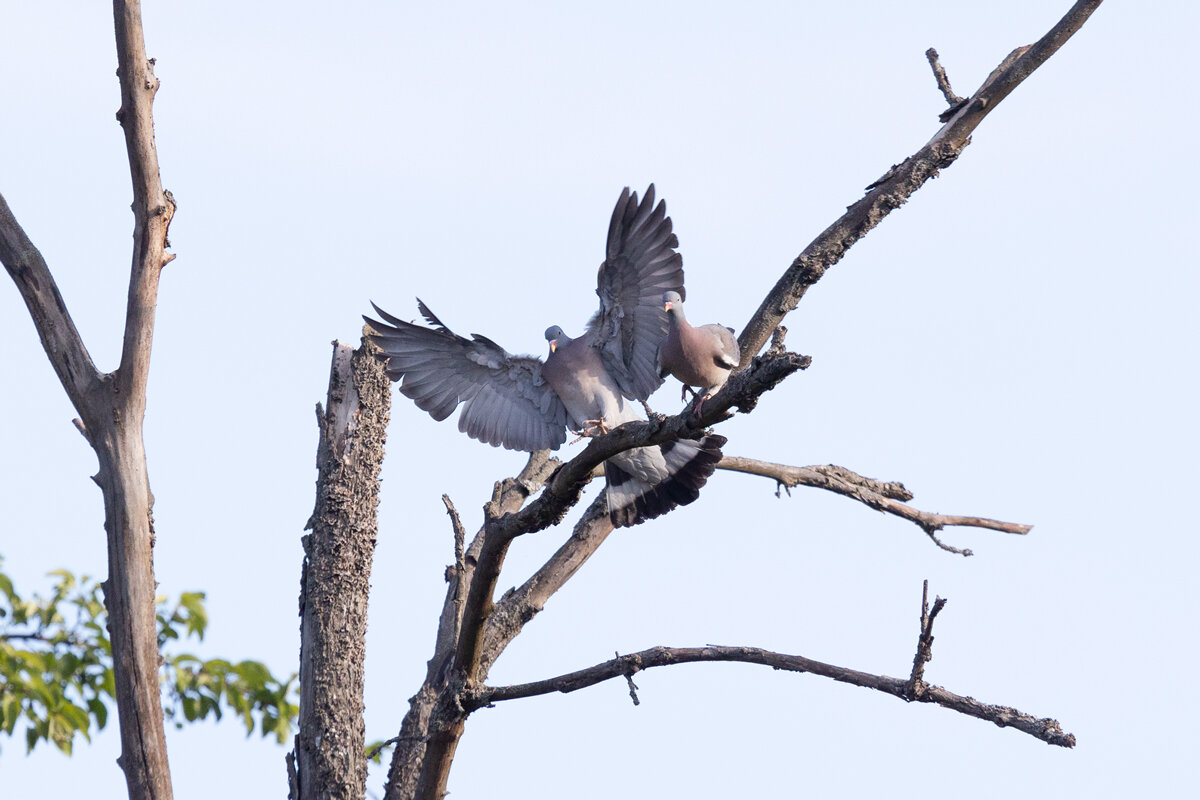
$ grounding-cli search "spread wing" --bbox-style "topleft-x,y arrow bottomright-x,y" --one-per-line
587,184 -> 685,402
365,300 -> 568,452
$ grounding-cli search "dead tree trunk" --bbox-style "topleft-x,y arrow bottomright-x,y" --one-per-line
290,341 -> 391,800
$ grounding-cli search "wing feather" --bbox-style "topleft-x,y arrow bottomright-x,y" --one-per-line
588,184 -> 685,402
365,301 -> 568,452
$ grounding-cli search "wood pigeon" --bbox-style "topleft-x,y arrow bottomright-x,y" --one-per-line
365,186 -> 725,527
658,290 -> 741,417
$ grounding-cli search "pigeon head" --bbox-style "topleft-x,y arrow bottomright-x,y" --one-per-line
545,325 -> 567,353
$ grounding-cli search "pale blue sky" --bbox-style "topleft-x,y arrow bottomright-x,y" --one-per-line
2,2 -> 1197,798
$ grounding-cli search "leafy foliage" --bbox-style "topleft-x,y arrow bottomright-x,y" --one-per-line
0,557 -> 298,754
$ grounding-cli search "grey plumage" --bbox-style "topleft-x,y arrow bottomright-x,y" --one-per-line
365,186 -> 724,528
658,290 -> 741,414
542,324 -> 725,526
367,300 -> 568,452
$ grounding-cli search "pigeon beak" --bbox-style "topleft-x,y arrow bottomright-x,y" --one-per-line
664,301 -> 672,312
549,340 -> 557,353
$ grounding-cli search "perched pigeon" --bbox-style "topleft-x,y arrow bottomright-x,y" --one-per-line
658,290 -> 741,417
365,186 -> 725,527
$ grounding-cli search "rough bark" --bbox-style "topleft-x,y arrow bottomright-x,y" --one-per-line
292,341 -> 390,800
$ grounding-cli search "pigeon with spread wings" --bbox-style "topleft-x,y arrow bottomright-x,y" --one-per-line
365,186 -> 724,527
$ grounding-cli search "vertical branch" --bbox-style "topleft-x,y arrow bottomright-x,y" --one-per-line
94,3 -> 178,799
294,339 -> 391,800
112,0 -> 175,405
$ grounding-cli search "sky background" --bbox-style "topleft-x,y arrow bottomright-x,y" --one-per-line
2,1 -> 1197,798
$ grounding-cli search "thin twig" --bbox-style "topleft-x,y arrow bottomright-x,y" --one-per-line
367,736 -> 403,763
907,580 -> 947,697
442,494 -> 466,575
925,47 -> 967,115
618,650 -> 640,706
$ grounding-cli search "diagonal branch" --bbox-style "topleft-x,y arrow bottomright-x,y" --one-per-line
0,193 -> 102,414
491,349 -> 812,543
736,0 -> 1105,365
384,451 -> 560,800
718,456 -> 1031,556
479,495 -> 613,680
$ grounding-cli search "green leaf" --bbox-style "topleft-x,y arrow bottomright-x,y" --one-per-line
182,696 -> 198,722
59,701 -> 90,733
46,569 -> 75,591
233,660 -> 271,686
48,713 -> 74,753
178,592 -> 208,640
87,697 -> 108,730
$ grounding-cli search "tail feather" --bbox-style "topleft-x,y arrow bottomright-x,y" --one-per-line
604,434 -> 726,527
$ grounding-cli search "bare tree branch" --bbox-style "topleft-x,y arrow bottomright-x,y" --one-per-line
719,457 -> 913,501
736,0 -> 1105,366
925,48 -> 966,115
907,580 -> 946,694
112,0 -> 176,405
443,349 -> 812,725
470,583 -> 1075,749
479,495 -> 613,680
488,349 -> 811,545
293,339 -> 390,800
0,194 -> 101,411
384,452 -> 560,800
718,456 -> 1031,556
